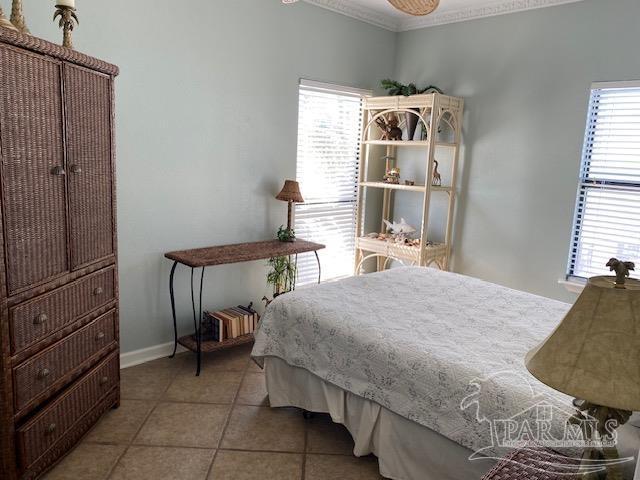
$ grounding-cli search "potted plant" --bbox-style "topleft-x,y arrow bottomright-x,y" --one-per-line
380,79 -> 442,141
277,225 -> 296,242
266,255 -> 297,298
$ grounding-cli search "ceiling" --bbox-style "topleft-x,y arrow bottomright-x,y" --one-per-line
302,0 -> 585,31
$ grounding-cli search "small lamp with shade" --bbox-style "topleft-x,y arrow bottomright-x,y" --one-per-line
276,180 -> 304,242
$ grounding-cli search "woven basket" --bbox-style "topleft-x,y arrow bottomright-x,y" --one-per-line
387,0 -> 439,16
482,446 -> 580,480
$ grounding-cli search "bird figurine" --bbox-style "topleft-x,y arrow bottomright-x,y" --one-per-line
606,258 -> 635,288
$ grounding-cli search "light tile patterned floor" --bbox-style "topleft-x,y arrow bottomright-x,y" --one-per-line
43,345 -> 386,480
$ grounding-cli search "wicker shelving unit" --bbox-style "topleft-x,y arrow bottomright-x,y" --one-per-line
355,93 -> 464,273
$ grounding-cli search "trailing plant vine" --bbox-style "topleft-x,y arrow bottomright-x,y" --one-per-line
266,255 -> 296,297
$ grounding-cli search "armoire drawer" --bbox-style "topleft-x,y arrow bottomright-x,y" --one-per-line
17,351 -> 119,470
13,311 -> 116,412
9,267 -> 116,354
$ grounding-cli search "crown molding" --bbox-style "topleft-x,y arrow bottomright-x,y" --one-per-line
400,0 -> 585,31
302,0 -> 585,32
302,0 -> 401,31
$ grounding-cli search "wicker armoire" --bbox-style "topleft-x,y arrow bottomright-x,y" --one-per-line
0,30 -> 120,479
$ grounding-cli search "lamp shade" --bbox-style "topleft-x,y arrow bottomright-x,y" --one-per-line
276,180 -> 304,203
525,275 -> 640,412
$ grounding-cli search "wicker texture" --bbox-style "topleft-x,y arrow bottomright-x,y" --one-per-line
0,33 -> 120,480
0,46 -> 68,294
17,352 -> 118,469
0,28 -> 118,76
166,239 -> 325,268
21,387 -> 118,480
356,236 -> 447,266
65,65 -> 115,268
14,339 -> 117,424
482,447 -> 580,479
276,180 -> 304,202
8,257 -> 116,308
10,267 -> 115,354
387,0 -> 439,16
13,312 -> 116,412
0,261 -> 15,479
11,302 -> 116,368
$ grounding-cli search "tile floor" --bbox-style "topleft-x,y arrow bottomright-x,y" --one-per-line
44,345 -> 386,480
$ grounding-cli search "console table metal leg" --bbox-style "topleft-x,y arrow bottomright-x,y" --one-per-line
190,268 -> 197,333
196,267 -> 205,376
168,261 -> 179,358
314,250 -> 321,284
189,268 -> 198,375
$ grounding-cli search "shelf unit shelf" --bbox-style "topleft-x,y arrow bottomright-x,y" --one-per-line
355,92 -> 464,273
356,237 -> 447,265
359,181 -> 452,193
362,140 -> 458,148
178,333 -> 254,353
362,140 -> 429,147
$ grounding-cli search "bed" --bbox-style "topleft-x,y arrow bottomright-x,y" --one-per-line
250,267 -> 605,479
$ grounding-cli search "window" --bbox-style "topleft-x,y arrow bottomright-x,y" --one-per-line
568,81 -> 640,280
294,80 -> 370,285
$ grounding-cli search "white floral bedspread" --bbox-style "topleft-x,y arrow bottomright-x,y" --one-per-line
251,267 -> 574,455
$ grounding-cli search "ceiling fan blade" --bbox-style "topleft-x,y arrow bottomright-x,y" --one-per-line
387,0 -> 440,16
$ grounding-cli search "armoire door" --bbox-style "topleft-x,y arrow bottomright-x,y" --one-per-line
63,64 -> 115,269
0,47 -> 69,294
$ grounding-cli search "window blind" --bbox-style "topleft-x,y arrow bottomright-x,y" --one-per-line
294,80 -> 368,285
568,82 -> 640,280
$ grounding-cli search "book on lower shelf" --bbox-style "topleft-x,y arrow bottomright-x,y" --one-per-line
201,304 -> 260,342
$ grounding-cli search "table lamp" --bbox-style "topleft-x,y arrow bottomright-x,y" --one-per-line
276,180 -> 304,242
525,259 -> 640,478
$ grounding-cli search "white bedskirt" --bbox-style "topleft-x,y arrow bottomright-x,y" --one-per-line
265,356 -> 495,480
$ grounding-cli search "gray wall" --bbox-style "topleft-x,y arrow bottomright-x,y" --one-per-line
394,0 -> 640,301
24,0 -> 395,353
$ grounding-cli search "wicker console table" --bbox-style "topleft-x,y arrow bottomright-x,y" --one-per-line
165,239 -> 325,375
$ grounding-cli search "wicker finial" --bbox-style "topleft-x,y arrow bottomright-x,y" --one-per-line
0,6 -> 18,31
10,0 -> 28,33
606,258 -> 635,288
54,5 -> 78,49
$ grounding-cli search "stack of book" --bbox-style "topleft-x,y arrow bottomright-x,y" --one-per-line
202,305 -> 259,342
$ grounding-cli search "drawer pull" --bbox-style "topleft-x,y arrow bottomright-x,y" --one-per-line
37,368 -> 50,379
95,331 -> 105,341
70,164 -> 82,174
34,313 -> 48,325
45,423 -> 57,435
51,166 -> 65,176
93,286 -> 104,295
99,376 -> 109,386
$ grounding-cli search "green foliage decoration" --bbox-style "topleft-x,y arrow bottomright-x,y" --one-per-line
266,255 -> 297,296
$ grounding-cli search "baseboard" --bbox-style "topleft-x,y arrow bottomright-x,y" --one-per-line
120,341 -> 187,369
